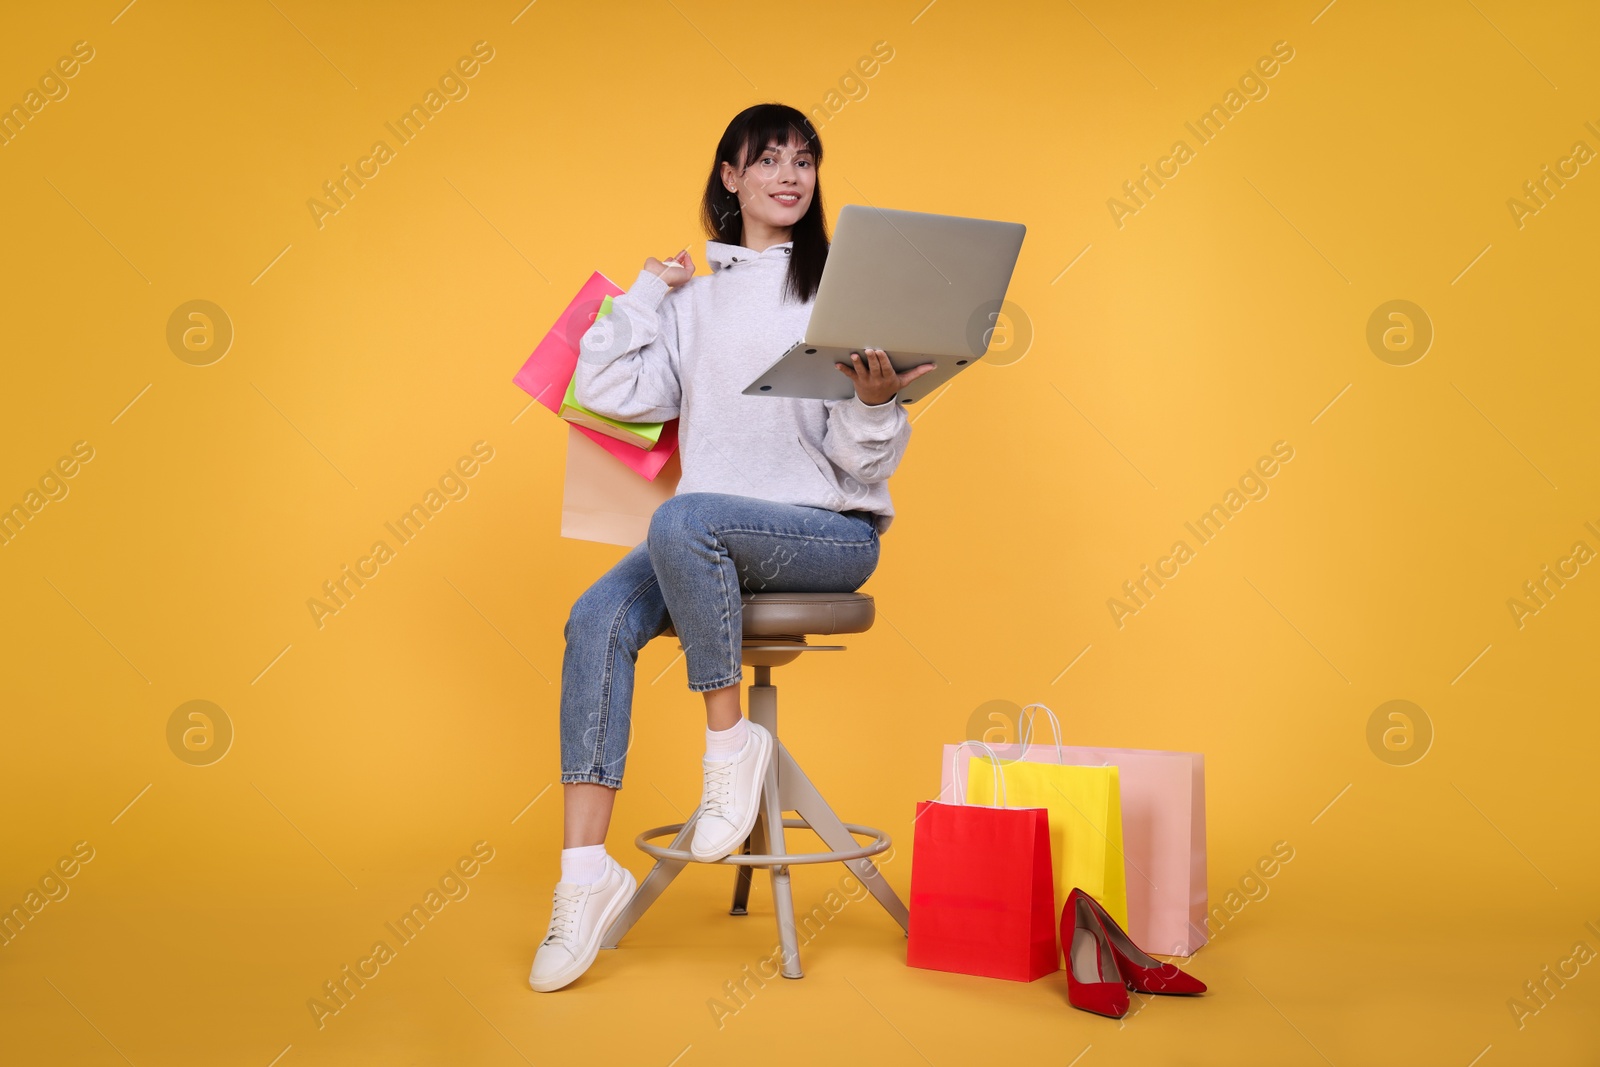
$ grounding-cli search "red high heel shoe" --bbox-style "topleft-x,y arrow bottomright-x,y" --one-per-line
1071,888 -> 1206,995
1062,888 -> 1130,1018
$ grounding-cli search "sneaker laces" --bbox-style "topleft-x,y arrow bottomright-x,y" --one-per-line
701,759 -> 736,820
542,884 -> 584,946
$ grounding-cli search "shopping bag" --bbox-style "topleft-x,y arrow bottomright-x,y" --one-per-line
512,271 -> 677,480
906,742 -> 1058,982
940,704 -> 1206,955
953,735 -> 1129,942
512,270 -> 618,412
557,296 -> 667,451
560,424 -> 681,547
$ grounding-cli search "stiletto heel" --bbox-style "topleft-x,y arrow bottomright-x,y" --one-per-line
1063,888 -> 1130,1018
1073,887 -> 1206,995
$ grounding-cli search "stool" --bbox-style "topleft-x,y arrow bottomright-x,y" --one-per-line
599,591 -> 910,979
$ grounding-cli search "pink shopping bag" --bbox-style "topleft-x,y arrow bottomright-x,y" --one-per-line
512,270 -> 678,481
940,704 -> 1207,957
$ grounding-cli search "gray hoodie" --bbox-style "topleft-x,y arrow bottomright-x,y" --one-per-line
573,239 -> 912,535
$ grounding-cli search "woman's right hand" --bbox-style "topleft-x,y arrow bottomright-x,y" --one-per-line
644,249 -> 695,290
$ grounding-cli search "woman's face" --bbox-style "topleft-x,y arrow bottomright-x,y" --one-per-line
722,134 -> 815,237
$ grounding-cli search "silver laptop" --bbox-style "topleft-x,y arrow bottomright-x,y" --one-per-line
741,205 -> 1026,404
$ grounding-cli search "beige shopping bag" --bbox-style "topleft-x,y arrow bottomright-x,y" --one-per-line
560,424 -> 682,547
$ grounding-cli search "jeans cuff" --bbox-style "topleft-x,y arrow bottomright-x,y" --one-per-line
686,669 -> 743,693
560,771 -> 623,789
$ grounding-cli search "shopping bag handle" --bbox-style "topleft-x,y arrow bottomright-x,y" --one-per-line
1016,702 -> 1064,762
950,740 -> 1009,808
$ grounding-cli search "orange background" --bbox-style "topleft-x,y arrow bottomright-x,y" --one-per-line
2,1 -> 1596,1063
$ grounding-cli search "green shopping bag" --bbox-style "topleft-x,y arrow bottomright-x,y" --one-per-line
557,295 -> 667,451
963,755 -> 1129,934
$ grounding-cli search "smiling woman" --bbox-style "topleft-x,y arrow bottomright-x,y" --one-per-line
528,102 -> 935,993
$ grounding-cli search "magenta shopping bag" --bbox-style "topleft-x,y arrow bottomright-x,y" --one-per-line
940,704 -> 1207,956
511,270 -> 678,481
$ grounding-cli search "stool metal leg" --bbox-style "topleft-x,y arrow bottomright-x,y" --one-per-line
748,673 -> 803,977
604,659 -> 899,974
600,807 -> 702,949
757,727 -> 803,978
729,833 -> 755,915
730,670 -> 775,916
779,745 -> 910,933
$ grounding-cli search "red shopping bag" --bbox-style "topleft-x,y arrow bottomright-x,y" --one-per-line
940,703 -> 1207,955
906,742 -> 1058,982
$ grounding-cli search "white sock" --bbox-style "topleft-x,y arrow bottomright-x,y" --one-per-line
560,843 -> 609,885
706,716 -> 750,761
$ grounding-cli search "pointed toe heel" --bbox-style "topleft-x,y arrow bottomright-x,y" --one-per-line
1075,887 -> 1206,995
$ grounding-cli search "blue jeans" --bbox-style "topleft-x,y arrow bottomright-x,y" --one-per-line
559,492 -> 880,789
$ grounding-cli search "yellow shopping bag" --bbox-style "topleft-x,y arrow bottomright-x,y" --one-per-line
964,756 -> 1129,934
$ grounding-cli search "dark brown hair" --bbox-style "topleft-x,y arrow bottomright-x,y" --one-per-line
700,103 -> 829,305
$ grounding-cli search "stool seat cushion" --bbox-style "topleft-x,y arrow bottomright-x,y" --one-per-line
662,592 -> 874,638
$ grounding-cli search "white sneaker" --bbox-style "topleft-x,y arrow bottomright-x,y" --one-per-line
528,855 -> 637,992
690,719 -> 774,861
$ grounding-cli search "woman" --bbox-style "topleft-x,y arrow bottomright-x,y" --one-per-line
530,103 -> 934,992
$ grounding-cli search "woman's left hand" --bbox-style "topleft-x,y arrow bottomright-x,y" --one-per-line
835,348 -> 936,406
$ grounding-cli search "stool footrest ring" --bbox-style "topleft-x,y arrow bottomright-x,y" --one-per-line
635,817 -> 891,866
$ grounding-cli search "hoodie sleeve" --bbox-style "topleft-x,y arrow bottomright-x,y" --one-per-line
572,268 -> 682,422
821,392 -> 912,486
